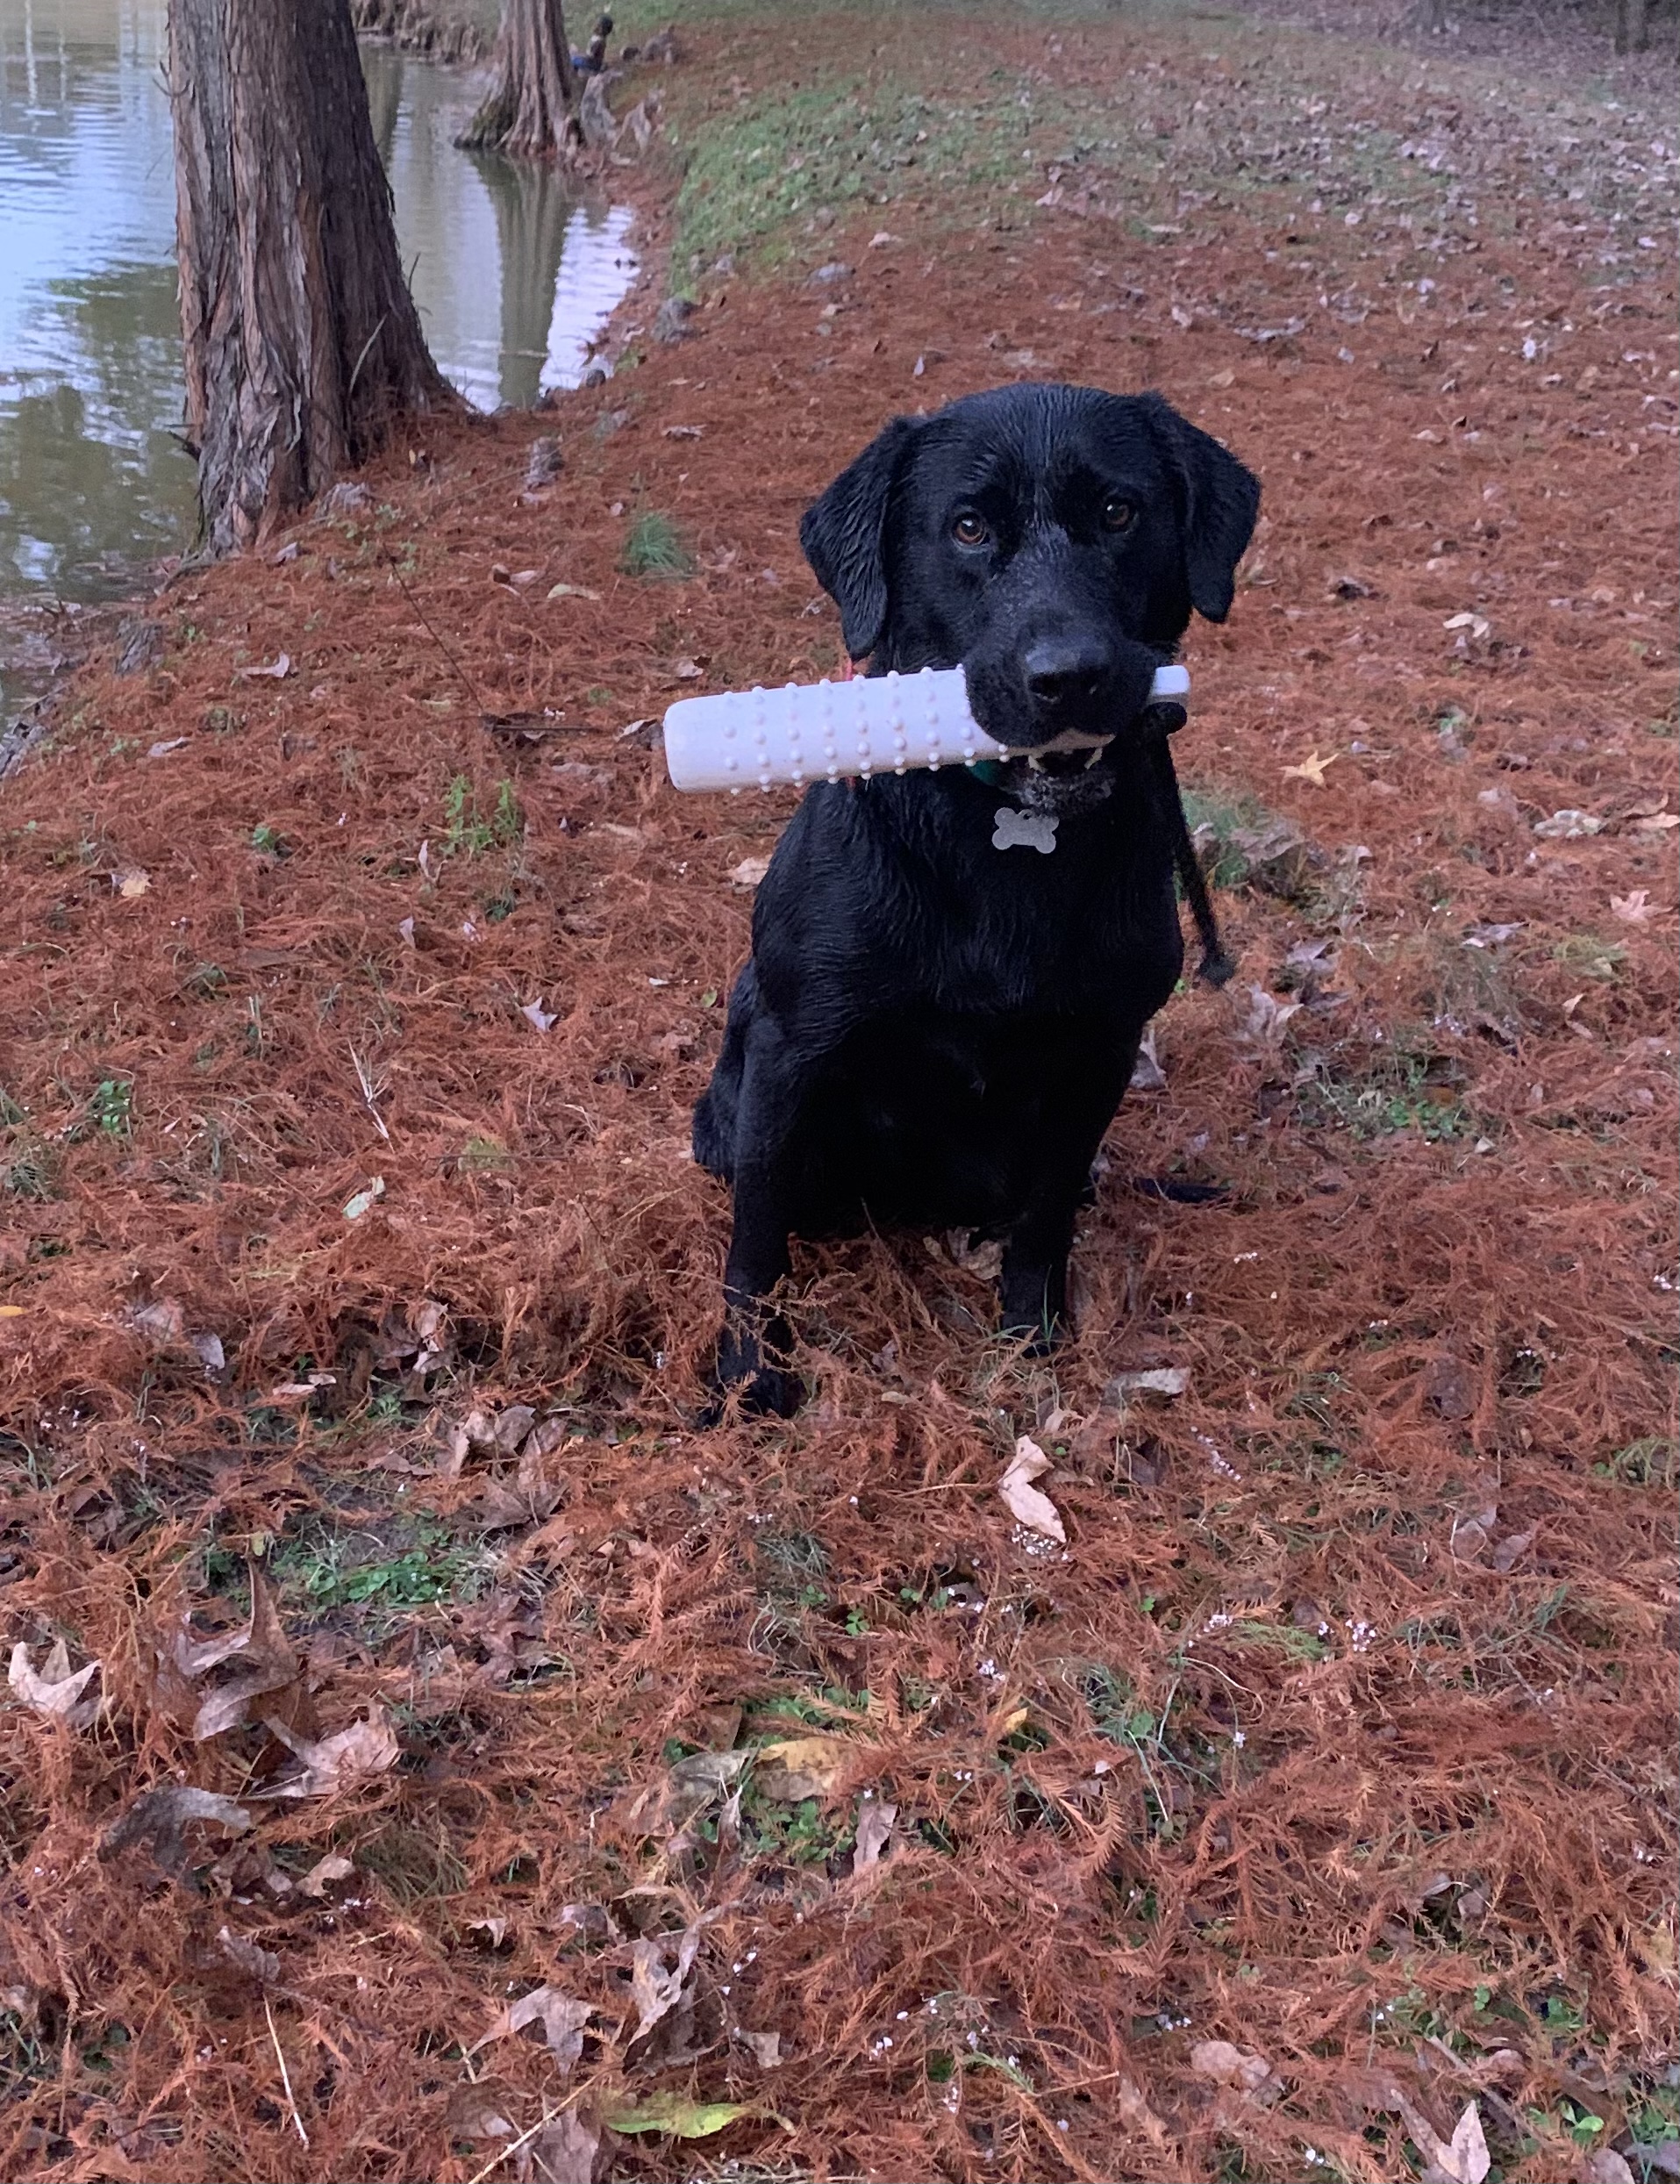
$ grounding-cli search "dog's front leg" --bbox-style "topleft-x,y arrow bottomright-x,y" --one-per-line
711,1020 -> 809,1418
998,1198 -> 1081,1354
998,1052 -> 1138,1351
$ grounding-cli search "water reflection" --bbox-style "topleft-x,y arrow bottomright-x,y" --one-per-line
0,0 -> 194,605
367,48 -> 637,413
0,0 -> 636,703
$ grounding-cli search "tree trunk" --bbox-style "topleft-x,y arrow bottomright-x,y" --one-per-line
458,0 -> 577,160
168,0 -> 458,555
1615,0 -> 1648,53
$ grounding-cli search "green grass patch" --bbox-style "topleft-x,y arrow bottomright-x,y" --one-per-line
618,510 -> 693,580
1592,1436 -> 1676,1489
1295,1045 -> 1471,1142
668,77 -> 1031,277
738,1787 -> 854,1865
1551,932 -> 1627,983
1077,1663 -> 1158,1751
442,776 -> 521,857
1,1093 -> 57,1201
1178,784 -> 1316,900
747,1684 -> 870,1735
87,1077 -> 134,1139
1225,1618 -> 1328,1665
2,1148 -> 57,1201
204,1513 -> 485,1623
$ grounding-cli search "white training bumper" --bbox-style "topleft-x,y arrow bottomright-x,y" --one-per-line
662,663 -> 1190,793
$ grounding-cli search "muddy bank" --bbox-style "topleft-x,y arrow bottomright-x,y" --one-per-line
350,0 -> 495,65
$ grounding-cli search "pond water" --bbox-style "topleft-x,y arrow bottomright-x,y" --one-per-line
0,0 -> 636,703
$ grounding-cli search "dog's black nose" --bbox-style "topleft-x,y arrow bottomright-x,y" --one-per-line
1023,639 -> 1110,713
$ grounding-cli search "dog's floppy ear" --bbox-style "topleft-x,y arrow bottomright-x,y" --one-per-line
1139,394 -> 1261,624
799,415 -> 920,661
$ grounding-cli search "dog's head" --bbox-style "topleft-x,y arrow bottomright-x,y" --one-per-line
800,383 -> 1259,802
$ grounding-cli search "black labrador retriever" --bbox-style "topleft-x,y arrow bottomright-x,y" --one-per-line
693,383 -> 1260,1414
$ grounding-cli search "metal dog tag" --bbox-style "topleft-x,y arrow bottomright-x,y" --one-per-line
992,806 -> 1059,855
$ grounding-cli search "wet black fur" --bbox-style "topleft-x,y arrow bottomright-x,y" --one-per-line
693,383 -> 1259,1414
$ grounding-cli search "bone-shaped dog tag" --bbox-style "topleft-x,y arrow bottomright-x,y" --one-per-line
992,806 -> 1059,854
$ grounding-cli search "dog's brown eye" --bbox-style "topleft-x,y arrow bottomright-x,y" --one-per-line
952,512 -> 990,548
1101,498 -> 1135,533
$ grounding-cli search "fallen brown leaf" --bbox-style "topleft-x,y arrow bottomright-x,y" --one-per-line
1190,2037 -> 1284,2105
728,855 -> 771,888
1426,2102 -> 1491,2184
999,1436 -> 1066,1544
853,1797 -> 897,1875
216,1926 -> 281,1985
1491,1525 -> 1536,1574
8,1638 -> 102,1729
1112,2076 -> 1170,2145
1426,1353 -> 1476,1424
163,1565 -> 301,1741
1237,983 -> 1303,1048
1375,2085 -> 1491,2184
98,1784 -> 252,1875
262,1708 -> 400,1797
528,2111 -> 601,2184
472,1986 -> 593,2076
629,1923 -> 704,2039
637,1746 -> 750,1835
1107,1365 -> 1190,1402
297,1852 -> 354,1897
754,1734 -> 850,1802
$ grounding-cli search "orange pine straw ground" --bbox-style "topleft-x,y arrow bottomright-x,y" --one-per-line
1,8 -> 1675,2181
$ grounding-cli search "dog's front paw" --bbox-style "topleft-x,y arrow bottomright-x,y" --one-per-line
705,1319 -> 804,1421
998,1288 -> 1068,1357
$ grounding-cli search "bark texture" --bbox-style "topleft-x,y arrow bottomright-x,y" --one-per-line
458,0 -> 577,159
168,0 -> 457,555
